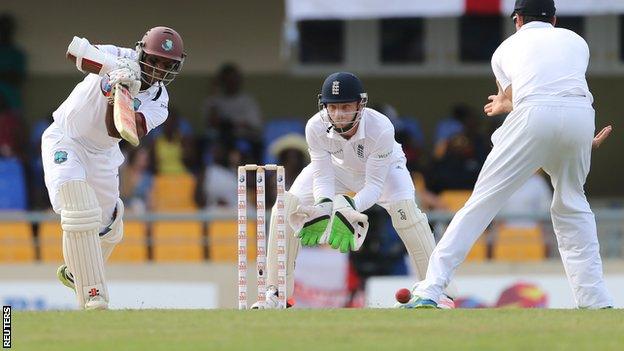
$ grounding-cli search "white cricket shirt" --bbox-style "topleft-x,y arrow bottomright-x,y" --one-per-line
305,107 -> 405,211
491,21 -> 592,107
52,45 -> 169,155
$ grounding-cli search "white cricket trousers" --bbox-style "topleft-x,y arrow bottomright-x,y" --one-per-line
42,122 -> 121,226
415,97 -> 613,308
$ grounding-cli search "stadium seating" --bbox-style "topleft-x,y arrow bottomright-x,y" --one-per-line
39,221 -> 63,262
439,190 -> 487,261
439,190 -> 472,212
152,174 -> 198,212
208,220 -> 257,262
493,225 -> 545,261
0,158 -> 27,210
152,221 -> 204,261
0,221 -> 35,262
108,221 -> 148,262
412,171 -> 427,195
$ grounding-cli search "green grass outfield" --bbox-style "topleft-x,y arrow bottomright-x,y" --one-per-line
12,309 -> 624,351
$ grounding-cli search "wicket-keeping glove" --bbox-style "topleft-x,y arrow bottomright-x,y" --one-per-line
289,198 -> 333,247
328,195 -> 369,253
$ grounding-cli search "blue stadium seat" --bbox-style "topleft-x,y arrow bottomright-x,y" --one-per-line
399,117 -> 426,147
263,119 -> 305,164
0,158 -> 27,210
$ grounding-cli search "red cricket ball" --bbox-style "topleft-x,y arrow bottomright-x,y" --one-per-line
395,288 -> 412,304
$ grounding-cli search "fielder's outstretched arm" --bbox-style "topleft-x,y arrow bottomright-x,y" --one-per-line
592,125 -> 612,149
484,80 -> 513,116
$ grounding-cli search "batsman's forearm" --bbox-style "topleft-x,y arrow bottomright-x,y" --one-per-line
105,103 -> 121,139
135,112 -> 147,139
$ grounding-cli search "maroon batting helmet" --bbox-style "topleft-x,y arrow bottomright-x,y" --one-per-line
136,26 -> 186,86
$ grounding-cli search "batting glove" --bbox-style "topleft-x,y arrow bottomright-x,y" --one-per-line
107,58 -> 141,97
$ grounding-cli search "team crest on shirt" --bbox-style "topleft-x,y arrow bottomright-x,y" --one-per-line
161,39 -> 174,51
356,144 -> 364,158
54,150 -> 68,164
133,98 -> 142,111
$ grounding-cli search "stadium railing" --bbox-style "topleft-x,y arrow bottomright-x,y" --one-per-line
0,209 -> 623,262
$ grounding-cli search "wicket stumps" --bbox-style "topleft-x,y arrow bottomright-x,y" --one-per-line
237,164 -> 287,309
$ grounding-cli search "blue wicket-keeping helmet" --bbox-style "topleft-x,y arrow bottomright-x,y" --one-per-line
318,72 -> 368,134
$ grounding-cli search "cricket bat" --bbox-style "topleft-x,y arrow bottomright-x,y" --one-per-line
113,83 -> 140,147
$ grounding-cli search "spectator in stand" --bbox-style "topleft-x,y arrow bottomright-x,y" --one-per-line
426,105 -> 490,193
0,92 -> 25,160
202,63 -> 263,162
0,91 -> 27,210
433,104 -> 489,161
119,147 -> 154,213
0,13 -> 26,110
151,106 -> 196,175
434,104 -> 471,144
426,132 -> 486,193
197,143 -> 240,209
27,113 -> 54,209
371,103 -> 425,173
268,133 -> 310,190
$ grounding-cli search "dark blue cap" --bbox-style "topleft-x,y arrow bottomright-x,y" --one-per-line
319,72 -> 365,104
512,0 -> 556,18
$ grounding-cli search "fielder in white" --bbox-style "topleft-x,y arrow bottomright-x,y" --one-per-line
253,72 -> 457,309
42,27 -> 186,309
406,0 -> 614,309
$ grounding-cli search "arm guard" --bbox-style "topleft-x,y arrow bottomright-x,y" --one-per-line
66,36 -> 119,75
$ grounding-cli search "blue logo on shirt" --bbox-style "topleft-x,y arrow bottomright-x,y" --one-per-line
133,98 -> 142,111
54,150 -> 68,164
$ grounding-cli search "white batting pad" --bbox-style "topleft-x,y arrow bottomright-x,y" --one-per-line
59,180 -> 109,309
267,191 -> 300,298
99,198 -> 124,262
386,199 -> 458,299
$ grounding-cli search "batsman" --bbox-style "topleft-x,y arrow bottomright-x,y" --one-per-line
42,27 -> 186,309
254,72 -> 457,309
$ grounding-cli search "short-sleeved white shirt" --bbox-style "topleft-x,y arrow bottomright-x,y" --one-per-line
491,21 -> 592,107
305,107 -> 405,211
52,45 -> 169,155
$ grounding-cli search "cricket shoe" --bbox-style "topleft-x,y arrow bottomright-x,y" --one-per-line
401,296 -> 439,309
251,285 -> 295,309
85,295 -> 108,310
438,295 -> 455,309
57,264 -> 75,291
395,294 -> 454,309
